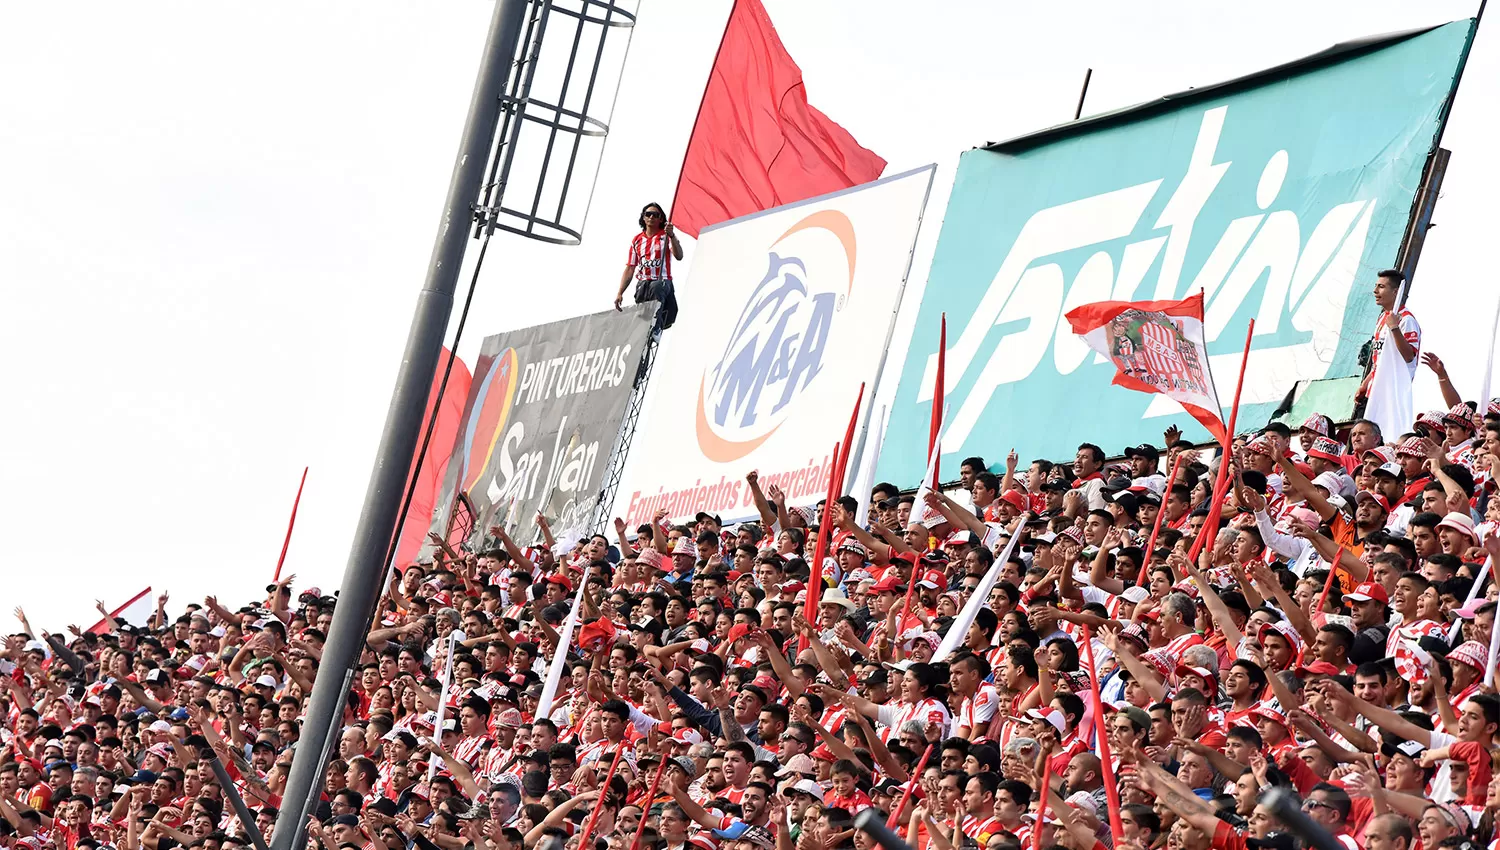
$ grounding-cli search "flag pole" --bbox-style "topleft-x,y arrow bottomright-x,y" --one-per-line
801,441 -> 842,654
930,315 -> 947,486
887,743 -> 934,828
1030,760 -> 1052,850
1189,319 -> 1254,560
1138,453 -> 1184,587
272,467 -> 309,582
668,0 -> 740,221
1080,626 -> 1123,839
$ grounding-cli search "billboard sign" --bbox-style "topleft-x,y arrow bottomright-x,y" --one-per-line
615,165 -> 935,526
878,22 -> 1473,482
426,305 -> 656,549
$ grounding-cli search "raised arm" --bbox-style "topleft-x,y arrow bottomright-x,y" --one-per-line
490,526 -> 539,574
1136,757 -> 1224,836
1422,353 -> 1464,410
1178,554 -> 1244,650
746,470 -> 778,534
1276,455 -> 1337,522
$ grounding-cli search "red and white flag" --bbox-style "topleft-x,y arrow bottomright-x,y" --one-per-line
88,588 -> 153,634
1065,293 -> 1225,441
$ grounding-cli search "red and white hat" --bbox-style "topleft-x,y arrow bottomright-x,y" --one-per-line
1258,620 -> 1304,649
1307,436 -> 1344,463
1363,446 -> 1397,465
1245,436 -> 1277,458
1300,415 -> 1331,437
1355,490 -> 1392,514
998,490 -> 1027,512
1342,582 -> 1389,605
1395,436 -> 1429,459
1447,640 -> 1487,671
917,570 -> 948,591
1024,707 -> 1067,734
671,538 -> 696,558
1443,403 -> 1477,431
1417,410 -> 1448,431
1437,511 -> 1478,544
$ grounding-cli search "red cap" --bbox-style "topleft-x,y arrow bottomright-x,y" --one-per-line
1341,582 -> 1389,605
544,573 -> 573,591
999,490 -> 1026,512
1298,660 -> 1341,676
918,570 -> 948,591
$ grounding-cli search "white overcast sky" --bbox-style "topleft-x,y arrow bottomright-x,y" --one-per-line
1,0 -> 1493,630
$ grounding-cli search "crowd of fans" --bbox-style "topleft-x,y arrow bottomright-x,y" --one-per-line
5,346 -> 1500,850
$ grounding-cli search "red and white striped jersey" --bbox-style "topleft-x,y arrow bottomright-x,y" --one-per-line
957,685 -> 1000,741
1369,309 -> 1421,379
628,232 -> 673,282
452,734 -> 492,767
1139,321 -> 1190,387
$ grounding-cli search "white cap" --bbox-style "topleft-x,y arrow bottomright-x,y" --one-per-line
787,778 -> 824,801
254,675 -> 279,689
1120,586 -> 1150,604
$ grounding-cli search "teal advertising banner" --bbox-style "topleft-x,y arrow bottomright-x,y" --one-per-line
876,21 -> 1475,483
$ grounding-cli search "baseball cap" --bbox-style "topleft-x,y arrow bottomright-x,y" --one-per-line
1024,707 -> 1066,734
1342,582 -> 1389,605
786,778 -> 824,801
917,570 -> 948,591
1355,490 -> 1392,514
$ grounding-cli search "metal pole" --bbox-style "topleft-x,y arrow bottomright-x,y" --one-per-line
1074,68 -> 1092,120
267,2 -> 529,849
205,756 -> 271,850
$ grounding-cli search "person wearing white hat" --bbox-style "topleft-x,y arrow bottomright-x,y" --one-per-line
1435,512 -> 1478,557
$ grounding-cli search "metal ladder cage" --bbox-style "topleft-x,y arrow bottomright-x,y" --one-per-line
474,0 -> 639,245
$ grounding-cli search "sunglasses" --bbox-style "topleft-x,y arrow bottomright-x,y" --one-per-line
643,210 -> 664,218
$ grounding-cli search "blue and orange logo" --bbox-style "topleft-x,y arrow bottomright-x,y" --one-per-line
696,210 -> 857,462
459,348 -> 519,494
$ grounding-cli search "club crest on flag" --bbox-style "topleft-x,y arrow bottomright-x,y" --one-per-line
1109,312 -> 1211,398
1067,293 -> 1226,441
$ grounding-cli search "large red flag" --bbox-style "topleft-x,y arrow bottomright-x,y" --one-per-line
391,347 -> 473,569
671,0 -> 886,238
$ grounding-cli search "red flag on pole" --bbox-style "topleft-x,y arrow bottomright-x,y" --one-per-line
392,347 -> 473,569
670,0 -> 886,238
1065,293 -> 1226,442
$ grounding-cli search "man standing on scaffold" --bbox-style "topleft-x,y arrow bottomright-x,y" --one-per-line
614,201 -> 682,330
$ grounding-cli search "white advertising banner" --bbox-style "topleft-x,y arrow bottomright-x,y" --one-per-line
615,165 -> 935,526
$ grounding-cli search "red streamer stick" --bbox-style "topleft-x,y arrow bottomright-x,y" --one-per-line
576,747 -> 625,850
629,752 -> 670,850
1189,319 -> 1256,562
272,466 -> 308,582
801,441 -> 842,653
887,743 -> 934,828
1080,627 -> 1123,838
1138,453 -> 1185,587
1031,759 -> 1052,850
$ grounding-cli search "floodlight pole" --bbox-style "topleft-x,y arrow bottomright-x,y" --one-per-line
266,2 -> 529,849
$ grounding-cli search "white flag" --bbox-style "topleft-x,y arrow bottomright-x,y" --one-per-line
535,562 -> 593,720
850,405 -> 887,527
933,517 -> 1028,663
1364,326 -> 1413,447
